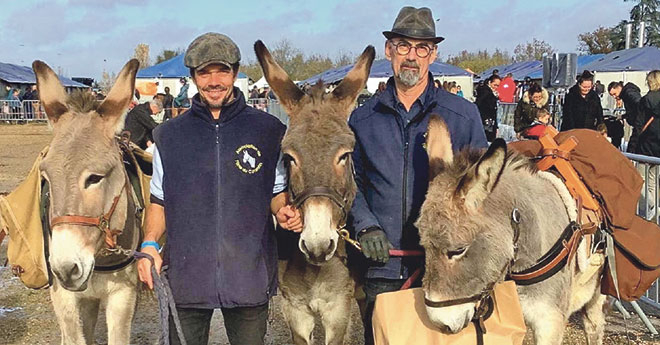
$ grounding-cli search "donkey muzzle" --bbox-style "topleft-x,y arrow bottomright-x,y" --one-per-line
424,300 -> 476,334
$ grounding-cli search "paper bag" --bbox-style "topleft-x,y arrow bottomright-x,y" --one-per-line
372,281 -> 526,345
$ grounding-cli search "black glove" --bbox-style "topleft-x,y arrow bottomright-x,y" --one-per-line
358,227 -> 393,263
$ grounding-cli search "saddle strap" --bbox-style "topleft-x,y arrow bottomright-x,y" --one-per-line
508,221 -> 596,285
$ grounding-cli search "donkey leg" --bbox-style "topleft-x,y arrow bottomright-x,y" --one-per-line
527,305 -> 566,345
582,293 -> 606,345
50,282 -> 98,345
281,298 -> 315,345
319,295 -> 351,345
104,278 -> 138,345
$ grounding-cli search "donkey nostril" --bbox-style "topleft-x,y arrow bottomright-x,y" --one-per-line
327,239 -> 335,252
69,263 -> 82,279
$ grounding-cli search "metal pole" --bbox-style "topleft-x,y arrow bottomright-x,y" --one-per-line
625,23 -> 633,50
631,301 -> 659,335
615,300 -> 631,318
639,21 -> 646,48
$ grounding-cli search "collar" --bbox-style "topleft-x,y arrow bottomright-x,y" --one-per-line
190,87 -> 245,124
379,72 -> 436,113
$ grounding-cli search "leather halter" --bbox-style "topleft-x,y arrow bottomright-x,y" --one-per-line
50,180 -> 127,249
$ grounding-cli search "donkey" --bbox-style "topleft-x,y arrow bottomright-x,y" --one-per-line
415,116 -> 606,345
255,40 -> 374,345
33,59 -> 141,345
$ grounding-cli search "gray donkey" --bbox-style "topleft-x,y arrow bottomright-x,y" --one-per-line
416,116 -> 606,345
34,59 -> 141,344
254,40 -> 374,345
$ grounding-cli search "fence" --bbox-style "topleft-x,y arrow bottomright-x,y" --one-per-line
623,153 -> 660,312
0,100 -> 47,122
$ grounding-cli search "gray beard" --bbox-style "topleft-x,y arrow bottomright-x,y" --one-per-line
397,69 -> 420,87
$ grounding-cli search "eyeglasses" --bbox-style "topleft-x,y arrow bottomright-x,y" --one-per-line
390,40 -> 435,58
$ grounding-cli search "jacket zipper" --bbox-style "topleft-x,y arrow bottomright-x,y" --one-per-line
401,122 -> 411,279
215,122 -> 222,305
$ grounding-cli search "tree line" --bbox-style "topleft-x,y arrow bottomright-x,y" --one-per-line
121,0 -> 658,82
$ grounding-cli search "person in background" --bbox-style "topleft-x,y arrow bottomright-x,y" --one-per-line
456,84 -> 464,98
162,86 -> 174,121
521,108 -> 551,140
475,74 -> 501,141
173,77 -> 190,116
608,80 -> 642,152
497,72 -> 516,103
513,82 -> 548,135
637,70 -> 660,157
594,80 -> 605,98
249,85 -> 259,99
123,99 -> 162,149
376,81 -> 387,95
433,79 -> 441,88
560,70 -> 604,132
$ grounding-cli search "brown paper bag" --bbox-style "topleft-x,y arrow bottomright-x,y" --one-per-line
372,281 -> 526,345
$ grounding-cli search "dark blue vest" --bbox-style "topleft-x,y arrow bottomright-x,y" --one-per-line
154,89 -> 286,308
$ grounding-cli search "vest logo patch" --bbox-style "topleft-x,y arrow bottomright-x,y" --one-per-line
235,144 -> 263,174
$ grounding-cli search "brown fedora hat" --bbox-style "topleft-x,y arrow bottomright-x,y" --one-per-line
383,6 -> 444,44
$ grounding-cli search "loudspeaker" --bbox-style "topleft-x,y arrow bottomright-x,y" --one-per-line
542,53 -> 578,88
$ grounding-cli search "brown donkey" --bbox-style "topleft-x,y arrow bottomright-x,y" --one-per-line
255,40 -> 374,345
34,59 -> 141,345
416,116 -> 606,345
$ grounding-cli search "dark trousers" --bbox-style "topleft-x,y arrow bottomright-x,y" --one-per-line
169,303 -> 269,345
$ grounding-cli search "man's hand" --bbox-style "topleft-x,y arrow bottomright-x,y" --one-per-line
276,205 -> 303,232
359,228 -> 393,263
137,245 -> 162,290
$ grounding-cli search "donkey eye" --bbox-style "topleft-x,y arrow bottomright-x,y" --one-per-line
447,247 -> 467,260
284,154 -> 297,167
338,152 -> 352,164
85,174 -> 105,188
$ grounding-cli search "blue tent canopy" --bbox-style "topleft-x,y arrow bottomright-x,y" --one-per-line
0,61 -> 88,87
581,47 -> 660,72
302,58 -> 470,85
481,54 -> 605,81
137,54 -> 247,79
481,61 -> 542,81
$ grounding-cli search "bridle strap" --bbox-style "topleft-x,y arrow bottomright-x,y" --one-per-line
291,186 -> 348,224
424,292 -> 483,308
50,182 -> 127,249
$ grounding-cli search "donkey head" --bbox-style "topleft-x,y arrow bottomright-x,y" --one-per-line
255,40 -> 374,265
35,59 -> 138,291
415,116 -> 515,333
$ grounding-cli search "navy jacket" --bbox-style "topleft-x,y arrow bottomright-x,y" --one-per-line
153,89 -> 286,308
348,75 -> 488,279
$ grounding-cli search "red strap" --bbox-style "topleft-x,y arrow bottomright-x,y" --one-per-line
400,268 -> 423,290
389,249 -> 424,257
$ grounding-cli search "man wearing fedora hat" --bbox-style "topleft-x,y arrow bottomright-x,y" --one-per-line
348,7 -> 488,343
137,32 -> 302,345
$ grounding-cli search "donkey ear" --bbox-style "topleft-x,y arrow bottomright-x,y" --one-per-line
98,59 -> 139,133
426,114 -> 453,178
32,60 -> 69,124
331,45 -> 375,115
254,40 -> 305,118
455,139 -> 507,211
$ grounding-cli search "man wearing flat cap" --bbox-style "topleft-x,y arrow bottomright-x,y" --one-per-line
347,7 -> 488,343
137,32 -> 302,345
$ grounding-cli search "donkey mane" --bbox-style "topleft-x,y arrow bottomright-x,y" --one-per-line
66,90 -> 100,114
431,146 -> 537,183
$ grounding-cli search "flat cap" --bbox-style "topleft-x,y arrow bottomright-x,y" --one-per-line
184,32 -> 241,70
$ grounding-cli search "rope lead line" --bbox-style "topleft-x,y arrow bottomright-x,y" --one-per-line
133,252 -> 188,345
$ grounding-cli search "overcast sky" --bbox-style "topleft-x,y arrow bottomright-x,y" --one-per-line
0,0 -> 633,79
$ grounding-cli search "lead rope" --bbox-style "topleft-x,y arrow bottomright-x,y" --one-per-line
133,252 -> 188,345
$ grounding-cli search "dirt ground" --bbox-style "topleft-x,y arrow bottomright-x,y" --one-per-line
1,123 -> 660,344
